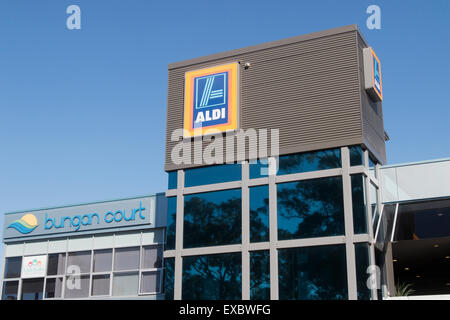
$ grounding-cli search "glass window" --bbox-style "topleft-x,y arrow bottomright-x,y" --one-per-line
112,272 -> 139,296
67,251 -> 91,274
2,281 -> 19,300
184,189 -> 241,248
394,200 -> 450,241
250,250 -> 270,300
142,245 -> 163,269
278,245 -> 348,300
250,185 -> 269,243
182,253 -> 242,300
168,171 -> 177,189
355,243 -> 371,300
184,163 -> 241,188
277,148 -> 341,176
4,257 -> 22,279
47,253 -> 66,276
114,247 -> 140,271
64,274 -> 90,298
93,249 -> 112,273
166,197 -> 176,250
21,278 -> 44,300
352,174 -> 368,234
140,271 -> 161,294
45,277 -> 63,299
277,177 -> 345,240
164,257 -> 175,300
92,274 -> 111,296
349,146 -> 364,166
249,159 -> 270,179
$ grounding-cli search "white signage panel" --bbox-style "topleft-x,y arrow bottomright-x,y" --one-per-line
21,255 -> 48,278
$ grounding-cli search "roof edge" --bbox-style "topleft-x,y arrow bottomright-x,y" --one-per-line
381,157 -> 450,169
168,24 -> 359,70
4,193 -> 159,216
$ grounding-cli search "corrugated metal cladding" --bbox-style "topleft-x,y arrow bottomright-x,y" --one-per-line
165,25 -> 386,171
357,34 -> 387,163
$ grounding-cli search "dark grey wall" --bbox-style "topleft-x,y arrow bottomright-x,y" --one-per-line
165,25 -> 386,171
357,34 -> 387,163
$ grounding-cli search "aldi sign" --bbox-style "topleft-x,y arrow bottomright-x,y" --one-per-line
184,63 -> 239,137
363,47 -> 383,101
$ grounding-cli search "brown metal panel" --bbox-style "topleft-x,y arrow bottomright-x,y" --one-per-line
165,25 -> 386,171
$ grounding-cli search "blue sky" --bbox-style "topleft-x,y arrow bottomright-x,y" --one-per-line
0,0 -> 449,264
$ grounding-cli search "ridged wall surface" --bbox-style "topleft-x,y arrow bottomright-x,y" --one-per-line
165,25 -> 386,171
357,34 -> 386,163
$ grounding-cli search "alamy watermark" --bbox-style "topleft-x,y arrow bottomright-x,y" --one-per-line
170,128 -> 280,176
366,5 -> 381,30
66,5 -> 81,30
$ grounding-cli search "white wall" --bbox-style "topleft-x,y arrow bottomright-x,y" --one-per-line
380,159 -> 450,203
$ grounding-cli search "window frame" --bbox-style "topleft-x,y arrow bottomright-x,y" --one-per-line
1,231 -> 164,300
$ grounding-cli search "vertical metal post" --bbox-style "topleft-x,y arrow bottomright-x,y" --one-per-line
390,203 -> 399,243
174,169 -> 185,300
364,150 -> 378,300
241,161 -> 250,300
341,147 -> 358,300
268,157 -> 279,300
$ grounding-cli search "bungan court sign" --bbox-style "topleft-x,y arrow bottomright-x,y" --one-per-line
183,62 -> 239,138
3,196 -> 155,240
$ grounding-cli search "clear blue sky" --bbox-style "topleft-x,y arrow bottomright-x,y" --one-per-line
0,0 -> 449,264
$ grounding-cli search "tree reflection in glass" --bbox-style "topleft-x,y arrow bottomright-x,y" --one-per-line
277,148 -> 341,175
184,189 -> 241,248
278,245 -> 348,300
182,253 -> 241,300
277,176 -> 345,240
250,186 -> 269,243
250,250 -> 270,300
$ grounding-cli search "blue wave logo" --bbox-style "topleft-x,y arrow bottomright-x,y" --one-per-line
8,214 -> 39,234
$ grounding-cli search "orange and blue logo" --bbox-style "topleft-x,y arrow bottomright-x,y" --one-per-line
184,62 -> 239,137
8,214 -> 39,234
371,48 -> 382,100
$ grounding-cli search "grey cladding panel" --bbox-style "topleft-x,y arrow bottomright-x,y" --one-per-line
357,34 -> 386,164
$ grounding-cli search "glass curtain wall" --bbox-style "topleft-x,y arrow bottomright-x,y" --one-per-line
164,146 -> 379,300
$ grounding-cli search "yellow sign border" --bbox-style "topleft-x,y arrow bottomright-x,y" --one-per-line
371,48 -> 383,101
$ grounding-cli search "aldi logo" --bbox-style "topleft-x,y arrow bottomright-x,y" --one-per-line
184,63 -> 239,137
372,51 -> 382,97
363,47 -> 383,102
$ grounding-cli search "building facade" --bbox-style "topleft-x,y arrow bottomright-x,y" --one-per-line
2,25 -> 449,301
163,25 -> 387,300
1,194 -> 167,300
378,158 -> 450,299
